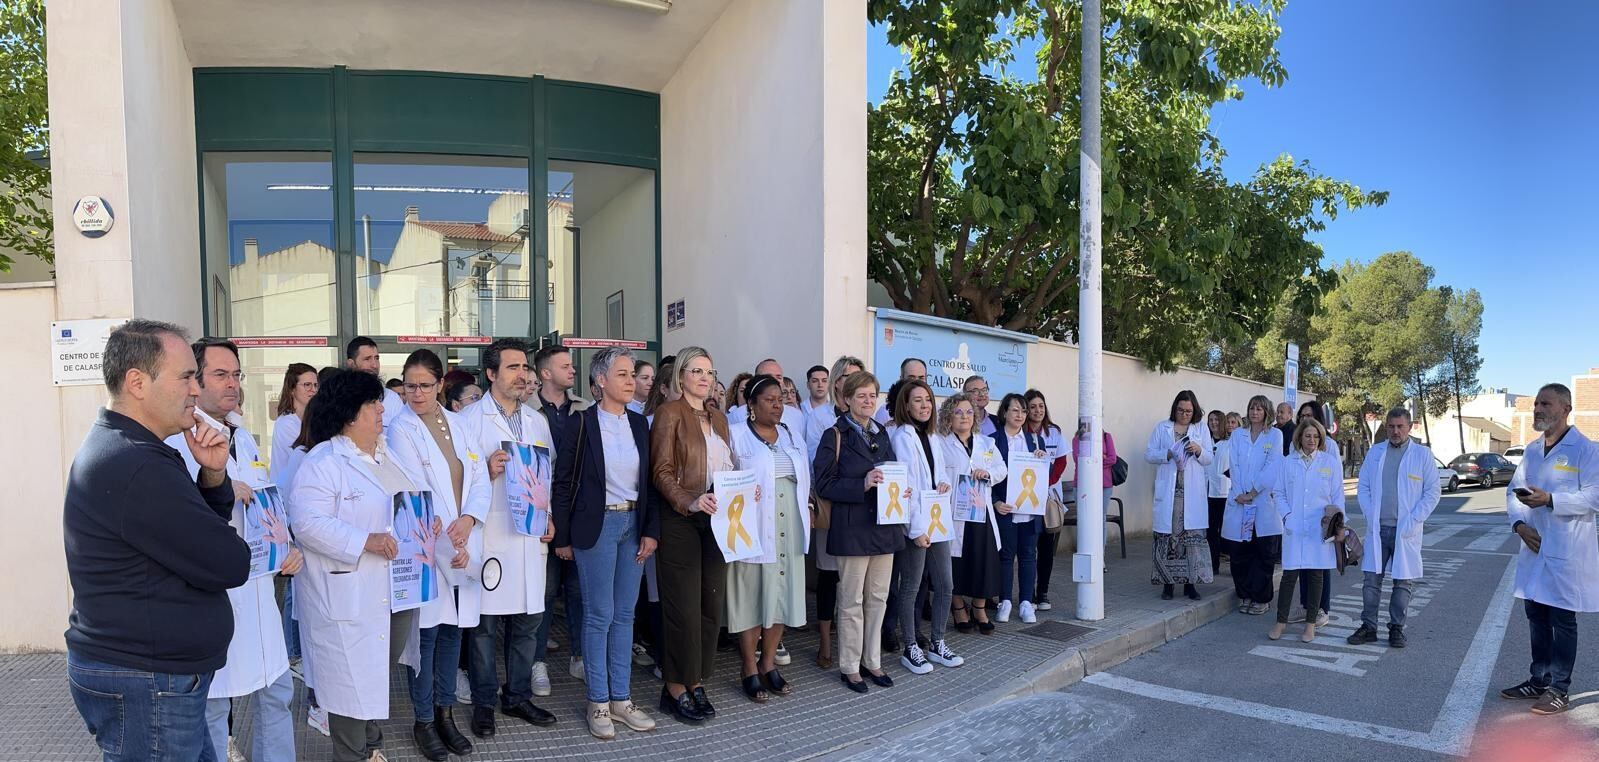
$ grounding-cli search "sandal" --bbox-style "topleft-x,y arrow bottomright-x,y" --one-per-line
741,674 -> 769,703
763,669 -> 792,696
953,605 -> 973,633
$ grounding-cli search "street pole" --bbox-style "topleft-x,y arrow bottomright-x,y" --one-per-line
1074,0 -> 1105,622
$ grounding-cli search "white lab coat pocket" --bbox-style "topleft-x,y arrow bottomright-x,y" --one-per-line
326,570 -> 361,622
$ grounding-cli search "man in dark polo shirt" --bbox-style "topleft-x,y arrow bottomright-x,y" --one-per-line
64,319 -> 251,761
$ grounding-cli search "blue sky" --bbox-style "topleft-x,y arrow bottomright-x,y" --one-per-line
868,1 -> 1599,397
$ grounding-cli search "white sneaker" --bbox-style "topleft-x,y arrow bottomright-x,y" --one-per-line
547,637 -> 561,652
1036,599 -> 1053,611
586,701 -> 616,740
569,656 -> 585,681
927,639 -> 965,668
631,643 -> 655,667
900,644 -> 933,675
773,641 -> 791,666
456,669 -> 471,704
1287,610 -> 1307,624
306,705 -> 331,737
996,600 -> 1013,623
531,661 -> 552,697
1315,611 -> 1330,628
1019,601 -> 1037,624
288,657 -> 303,682
227,737 -> 246,762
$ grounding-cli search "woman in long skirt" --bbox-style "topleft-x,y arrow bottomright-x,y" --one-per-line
1144,390 -> 1215,600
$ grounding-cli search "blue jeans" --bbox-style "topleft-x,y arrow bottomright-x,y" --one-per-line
1360,525 -> 1416,629
469,612 -> 540,707
535,554 -> 583,662
280,577 -> 301,660
410,624 -> 463,720
997,514 -> 1040,604
1526,598 -> 1578,694
68,652 -> 216,762
573,510 -> 644,703
206,668 -> 294,762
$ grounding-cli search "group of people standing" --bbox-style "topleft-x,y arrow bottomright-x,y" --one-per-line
1144,391 -> 1437,647
63,323 -> 1104,762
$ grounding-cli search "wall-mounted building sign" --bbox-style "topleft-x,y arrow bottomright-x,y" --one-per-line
51,318 -> 129,386
872,308 -> 1033,398
666,299 -> 686,332
71,196 -> 115,238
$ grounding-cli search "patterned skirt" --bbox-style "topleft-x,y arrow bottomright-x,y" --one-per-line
1152,483 -> 1214,585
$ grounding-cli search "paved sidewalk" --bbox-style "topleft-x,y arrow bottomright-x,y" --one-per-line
1,531 -> 1231,761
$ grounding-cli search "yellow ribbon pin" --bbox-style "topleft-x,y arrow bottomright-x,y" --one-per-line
1016,469 -> 1041,511
928,503 -> 948,537
725,494 -> 754,551
885,483 -> 905,519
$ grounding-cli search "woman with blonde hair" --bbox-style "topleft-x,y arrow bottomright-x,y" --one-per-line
651,347 -> 733,723
1224,395 -> 1284,615
1271,418 -> 1344,642
939,393 -> 1006,634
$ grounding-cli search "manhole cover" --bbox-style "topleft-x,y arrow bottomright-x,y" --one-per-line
1016,621 -> 1095,644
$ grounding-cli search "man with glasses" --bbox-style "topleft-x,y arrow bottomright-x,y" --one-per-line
166,339 -> 301,762
962,376 -> 1001,437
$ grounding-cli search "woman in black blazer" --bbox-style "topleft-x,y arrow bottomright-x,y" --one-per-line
812,371 -> 905,694
551,347 -> 660,739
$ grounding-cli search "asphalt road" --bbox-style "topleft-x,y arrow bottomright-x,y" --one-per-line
869,484 -> 1599,760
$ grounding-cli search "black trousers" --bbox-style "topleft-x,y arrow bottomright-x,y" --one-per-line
658,509 -> 726,685
1206,497 -> 1228,576
1230,534 -> 1280,604
816,569 -> 839,624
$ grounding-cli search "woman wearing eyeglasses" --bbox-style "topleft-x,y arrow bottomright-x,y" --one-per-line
650,347 -> 733,724
940,393 -> 1007,634
1145,390 -> 1214,602
813,371 -> 905,694
386,350 -> 488,759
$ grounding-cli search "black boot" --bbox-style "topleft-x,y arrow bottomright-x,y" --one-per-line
1184,584 -> 1200,601
435,706 -> 473,755
470,705 -> 496,738
412,721 -> 448,762
1161,584 -> 1175,600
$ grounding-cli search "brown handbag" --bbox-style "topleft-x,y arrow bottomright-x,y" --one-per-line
812,428 -> 841,530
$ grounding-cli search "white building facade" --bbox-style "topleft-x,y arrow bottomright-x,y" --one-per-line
2,0 -> 867,651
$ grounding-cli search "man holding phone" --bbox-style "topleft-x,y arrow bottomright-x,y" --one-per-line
1499,383 -> 1599,716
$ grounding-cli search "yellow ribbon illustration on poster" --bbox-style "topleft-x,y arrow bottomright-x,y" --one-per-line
884,482 -> 904,519
1016,468 -> 1040,511
928,503 -> 948,537
724,494 -> 753,552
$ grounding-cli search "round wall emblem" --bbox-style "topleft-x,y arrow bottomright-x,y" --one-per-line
72,196 -> 115,238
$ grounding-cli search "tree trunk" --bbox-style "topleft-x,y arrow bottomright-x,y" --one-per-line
1453,370 -> 1466,453
1415,369 -> 1432,444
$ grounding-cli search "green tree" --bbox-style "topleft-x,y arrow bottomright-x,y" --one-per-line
1309,252 -> 1450,442
1438,287 -> 1485,448
0,0 -> 49,272
866,0 -> 1385,369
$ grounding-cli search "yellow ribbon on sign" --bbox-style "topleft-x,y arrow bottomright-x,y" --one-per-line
885,482 -> 904,519
725,494 -> 754,552
928,503 -> 948,537
1016,468 -> 1041,511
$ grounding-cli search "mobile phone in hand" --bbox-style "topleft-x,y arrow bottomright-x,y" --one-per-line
1514,487 -> 1533,498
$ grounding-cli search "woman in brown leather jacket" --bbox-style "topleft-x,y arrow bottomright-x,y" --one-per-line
649,346 -> 734,725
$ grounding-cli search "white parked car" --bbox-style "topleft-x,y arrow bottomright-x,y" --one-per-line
1504,446 -> 1525,466
1436,457 -> 1459,493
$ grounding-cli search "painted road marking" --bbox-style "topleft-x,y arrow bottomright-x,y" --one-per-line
1423,524 -> 1467,546
1249,556 -> 1463,675
1084,558 -> 1518,757
1464,530 -> 1514,552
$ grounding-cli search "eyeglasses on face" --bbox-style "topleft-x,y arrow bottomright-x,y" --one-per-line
403,382 -> 438,393
686,367 -> 718,379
